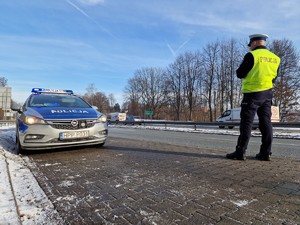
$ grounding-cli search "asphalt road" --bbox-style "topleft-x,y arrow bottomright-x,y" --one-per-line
108,127 -> 300,159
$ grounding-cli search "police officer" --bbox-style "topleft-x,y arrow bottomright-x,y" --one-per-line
226,34 -> 281,161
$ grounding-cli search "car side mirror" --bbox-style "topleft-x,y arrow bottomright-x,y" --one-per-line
11,106 -> 23,113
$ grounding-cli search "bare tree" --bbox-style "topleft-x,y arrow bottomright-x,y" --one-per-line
220,39 -> 243,111
123,77 -> 143,115
202,42 -> 219,121
127,67 -> 168,118
166,58 -> 185,120
269,39 -> 300,120
93,92 -> 110,113
107,93 -> 116,111
178,51 -> 203,120
85,83 -> 97,105
83,84 -> 110,113
122,38 -> 300,122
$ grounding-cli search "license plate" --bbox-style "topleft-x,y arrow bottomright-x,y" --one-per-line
59,131 -> 89,140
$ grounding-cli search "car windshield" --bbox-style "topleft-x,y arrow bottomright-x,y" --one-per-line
221,110 -> 231,117
28,94 -> 91,108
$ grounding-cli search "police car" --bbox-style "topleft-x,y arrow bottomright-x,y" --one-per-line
12,88 -> 108,154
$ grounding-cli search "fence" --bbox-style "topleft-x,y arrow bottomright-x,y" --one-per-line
2,120 -> 299,130
109,120 -> 300,130
0,120 -> 15,127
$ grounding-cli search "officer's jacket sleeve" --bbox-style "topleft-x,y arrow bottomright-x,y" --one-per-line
236,52 -> 254,79
272,68 -> 280,83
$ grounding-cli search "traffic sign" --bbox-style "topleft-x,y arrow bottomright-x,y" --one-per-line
144,110 -> 153,115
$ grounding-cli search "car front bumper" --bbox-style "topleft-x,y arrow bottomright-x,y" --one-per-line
18,122 -> 108,150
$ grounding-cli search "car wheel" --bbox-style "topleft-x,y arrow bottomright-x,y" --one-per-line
219,125 -> 225,129
15,135 -> 24,155
228,126 -> 234,129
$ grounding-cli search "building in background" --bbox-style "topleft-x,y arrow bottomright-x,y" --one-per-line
0,87 -> 13,120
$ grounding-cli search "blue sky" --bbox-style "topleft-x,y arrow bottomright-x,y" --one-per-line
1,0 -> 300,105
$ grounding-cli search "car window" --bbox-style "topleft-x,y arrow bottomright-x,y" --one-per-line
28,95 -> 91,108
221,110 -> 231,117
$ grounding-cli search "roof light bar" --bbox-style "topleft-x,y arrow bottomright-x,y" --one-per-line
31,88 -> 73,95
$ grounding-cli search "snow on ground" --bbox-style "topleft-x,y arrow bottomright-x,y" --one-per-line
0,123 -> 299,224
0,151 -> 20,225
111,123 -> 300,139
0,126 -> 64,225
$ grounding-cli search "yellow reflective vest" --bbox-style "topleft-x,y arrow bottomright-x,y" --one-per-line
242,49 -> 280,93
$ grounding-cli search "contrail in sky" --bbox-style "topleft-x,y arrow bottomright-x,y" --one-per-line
65,0 -> 116,39
166,39 -> 190,57
177,39 -> 190,52
166,42 -> 176,57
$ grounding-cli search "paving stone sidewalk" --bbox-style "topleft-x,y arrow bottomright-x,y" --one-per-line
27,137 -> 300,225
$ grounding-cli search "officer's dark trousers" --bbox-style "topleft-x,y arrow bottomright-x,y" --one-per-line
236,89 -> 273,156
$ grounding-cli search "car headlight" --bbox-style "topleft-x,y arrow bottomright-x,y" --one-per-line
24,116 -> 46,125
98,115 -> 107,123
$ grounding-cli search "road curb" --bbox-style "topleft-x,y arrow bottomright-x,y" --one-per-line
0,150 -> 21,225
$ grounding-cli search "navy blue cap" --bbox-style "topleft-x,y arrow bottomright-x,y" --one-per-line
248,34 -> 269,46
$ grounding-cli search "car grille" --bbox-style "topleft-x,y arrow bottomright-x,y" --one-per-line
48,136 -> 97,143
47,119 -> 96,130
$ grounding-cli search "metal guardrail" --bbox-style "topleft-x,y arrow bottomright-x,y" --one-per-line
1,119 -> 299,129
109,120 -> 300,129
0,120 -> 15,127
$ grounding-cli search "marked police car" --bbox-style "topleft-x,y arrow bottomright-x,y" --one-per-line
12,88 -> 108,154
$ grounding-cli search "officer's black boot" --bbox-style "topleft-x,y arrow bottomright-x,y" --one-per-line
226,150 -> 246,160
255,153 -> 271,161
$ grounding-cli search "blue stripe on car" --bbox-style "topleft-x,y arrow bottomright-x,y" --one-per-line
31,107 -> 98,119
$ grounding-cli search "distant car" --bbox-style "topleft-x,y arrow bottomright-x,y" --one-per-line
109,112 -> 127,122
125,115 -> 143,125
11,88 -> 108,154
